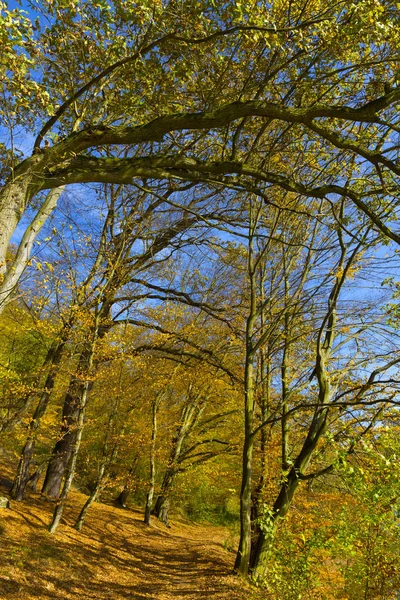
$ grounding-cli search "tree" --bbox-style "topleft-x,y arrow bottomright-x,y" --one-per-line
196,185 -> 400,578
232,191 -> 328,574
74,360 -> 126,531
1,1 -> 400,316
10,317 -> 72,500
247,210 -> 400,580
150,368 -> 234,525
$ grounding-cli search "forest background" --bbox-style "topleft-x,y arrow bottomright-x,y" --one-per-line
1,0 -> 400,598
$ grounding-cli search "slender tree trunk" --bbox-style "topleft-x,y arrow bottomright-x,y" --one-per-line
74,463 -> 106,531
12,437 -> 41,500
235,206 -> 257,575
74,371 -> 123,531
152,391 -> 199,525
234,396 -> 254,574
48,384 -> 90,533
250,345 -> 271,566
251,394 -> 330,578
144,393 -> 160,525
0,187 -> 64,311
250,267 -> 269,533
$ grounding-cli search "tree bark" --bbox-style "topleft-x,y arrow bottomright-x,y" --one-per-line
234,204 -> 257,575
0,168 -> 42,278
250,344 -> 271,566
48,383 -> 90,533
74,464 -> 105,531
250,469 -> 300,580
116,487 -> 130,508
41,375 -> 86,498
151,469 -> 175,526
250,335 -> 333,578
234,406 -> 254,574
144,392 -> 160,525
0,187 -> 64,312
116,456 -> 138,508
152,494 -> 171,526
26,463 -> 45,492
152,389 -> 200,525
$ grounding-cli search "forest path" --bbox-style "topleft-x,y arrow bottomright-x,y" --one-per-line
0,480 -> 261,600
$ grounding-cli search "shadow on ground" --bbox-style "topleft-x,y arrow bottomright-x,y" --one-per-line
0,471 -> 259,600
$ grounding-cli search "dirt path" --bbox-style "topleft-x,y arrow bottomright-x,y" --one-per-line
0,484 -> 261,600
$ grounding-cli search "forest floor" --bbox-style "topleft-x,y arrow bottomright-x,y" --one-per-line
0,466 -> 263,600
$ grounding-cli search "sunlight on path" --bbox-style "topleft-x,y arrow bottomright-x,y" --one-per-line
0,483 -> 260,600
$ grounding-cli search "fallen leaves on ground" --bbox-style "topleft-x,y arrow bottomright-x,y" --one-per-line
0,473 -> 262,600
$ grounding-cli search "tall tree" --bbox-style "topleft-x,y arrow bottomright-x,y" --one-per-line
247,209 -> 400,580
233,192 -> 325,574
151,372 -> 233,525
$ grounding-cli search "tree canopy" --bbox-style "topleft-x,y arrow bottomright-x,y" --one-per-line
2,0 -> 400,302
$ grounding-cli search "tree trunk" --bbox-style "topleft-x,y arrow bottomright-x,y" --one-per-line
151,469 -> 175,526
41,381 -> 83,498
0,187 -> 64,311
0,169 -> 41,280
234,418 -> 254,574
144,392 -> 159,525
74,464 -> 105,531
250,467 -> 300,579
152,495 -> 170,525
250,339 -> 271,565
250,407 -> 329,579
116,456 -> 138,508
151,391 -> 199,525
234,210 -> 257,575
116,487 -> 130,508
48,389 -> 89,533
11,437 -> 37,501
26,463 -> 45,492
250,238 -> 346,579
42,322 -> 111,498
74,374 -> 123,531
